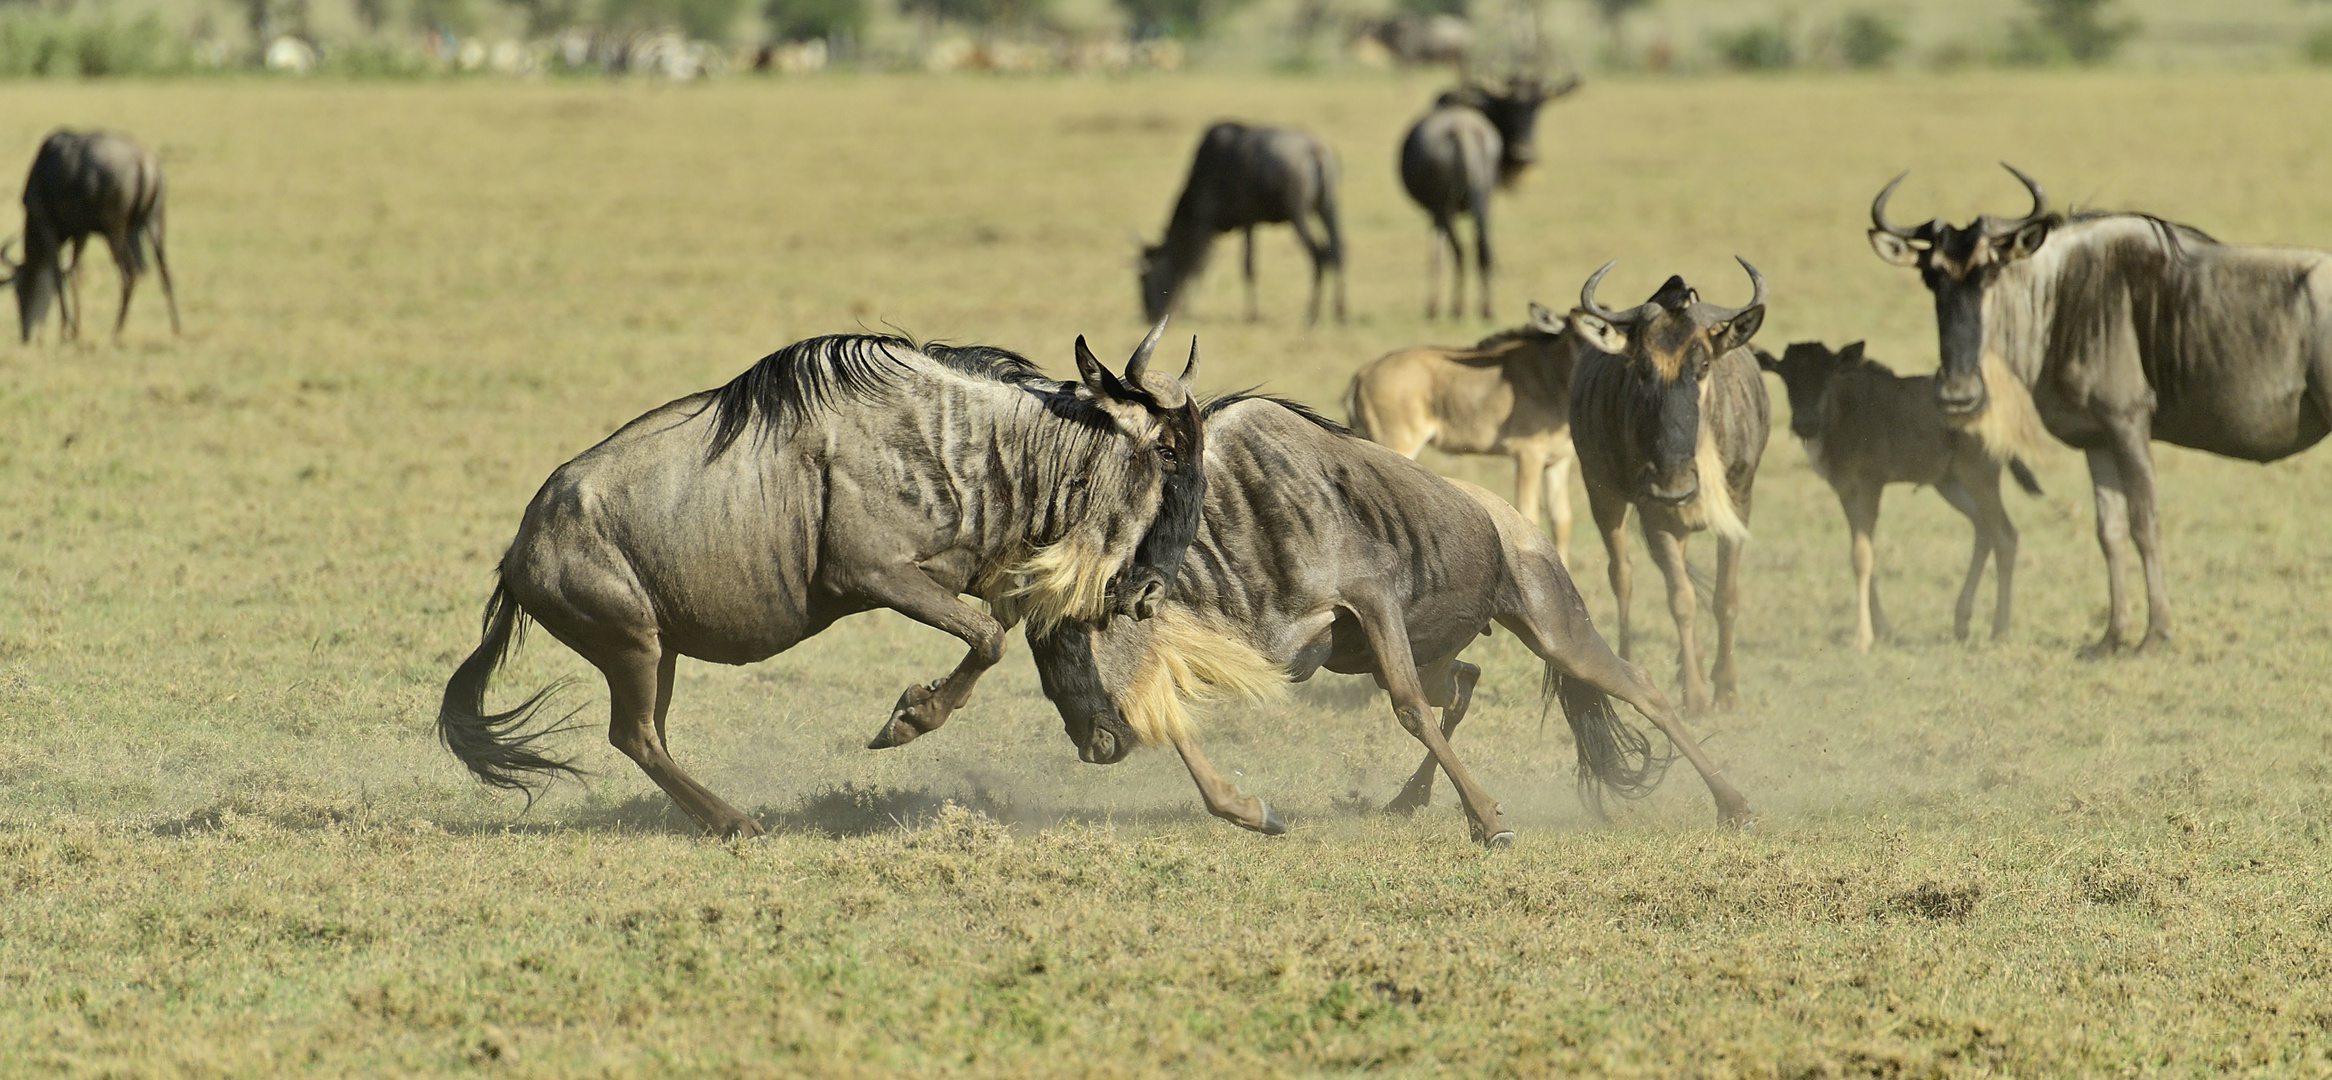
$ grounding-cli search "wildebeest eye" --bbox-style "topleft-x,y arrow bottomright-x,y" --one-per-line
1158,445 -> 1179,465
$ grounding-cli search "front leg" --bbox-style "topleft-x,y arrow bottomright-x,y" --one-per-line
1711,534 -> 1744,710
1165,724 -> 1284,835
855,565 -> 1009,749
1589,491 -> 1633,659
1385,658 -> 1478,815
1644,528 -> 1708,713
2079,448 -> 2134,659
1242,227 -> 1259,322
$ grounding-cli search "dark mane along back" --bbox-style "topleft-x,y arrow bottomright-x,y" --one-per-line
706,334 -> 1046,461
1203,390 -> 1351,435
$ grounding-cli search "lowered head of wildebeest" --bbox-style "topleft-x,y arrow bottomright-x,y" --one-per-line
1868,163 -> 2057,431
1568,256 -> 1766,521
1439,72 -> 1576,186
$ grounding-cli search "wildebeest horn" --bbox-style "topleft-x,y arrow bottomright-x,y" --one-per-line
1870,171 -> 1916,239
1179,337 -> 1199,388
1124,314 -> 1168,386
2002,162 -> 2049,223
1730,256 -> 1767,313
1579,260 -> 1627,322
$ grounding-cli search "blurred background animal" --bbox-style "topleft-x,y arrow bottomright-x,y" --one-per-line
1398,73 -> 1575,320
1138,121 -> 1345,326
1758,340 -> 2042,652
4,128 -> 179,342
1344,301 -> 1583,562
1569,259 -> 1769,712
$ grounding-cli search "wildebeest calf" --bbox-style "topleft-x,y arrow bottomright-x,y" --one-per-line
3,129 -> 180,342
1758,341 -> 2042,652
1140,121 -> 1345,326
1344,301 -> 1582,561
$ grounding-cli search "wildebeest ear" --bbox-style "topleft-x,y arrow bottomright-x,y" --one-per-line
1839,341 -> 1866,365
1073,335 -> 1130,401
1715,306 -> 1765,352
1568,309 -> 1627,354
1868,229 -> 1923,267
1527,302 -> 1566,336
2003,218 -> 2051,262
1752,346 -> 1780,373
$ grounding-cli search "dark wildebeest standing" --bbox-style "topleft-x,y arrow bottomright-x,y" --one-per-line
1870,165 -> 2332,656
1139,122 -> 1346,326
1029,395 -> 1754,845
1569,259 -> 1769,712
3,129 -> 180,342
1398,73 -> 1576,320
1757,340 -> 2044,652
438,324 -> 1207,838
1344,301 -> 1584,562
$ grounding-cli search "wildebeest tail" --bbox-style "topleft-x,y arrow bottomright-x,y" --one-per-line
2008,457 -> 2043,496
437,579 -> 583,802
1543,665 -> 1672,821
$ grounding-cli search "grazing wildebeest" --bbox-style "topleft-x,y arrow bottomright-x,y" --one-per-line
1139,122 -> 1346,326
1398,73 -> 1576,320
1757,340 -> 2044,652
1343,301 -> 1584,562
1568,259 -> 1769,712
1028,394 -> 1754,845
438,324 -> 1207,838
1870,165 -> 2332,656
3,129 -> 180,342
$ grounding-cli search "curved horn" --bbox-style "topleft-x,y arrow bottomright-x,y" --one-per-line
1179,336 -> 1199,388
1579,260 -> 1625,322
1124,313 -> 1168,385
1732,255 -> 1767,312
1870,170 -> 1915,239
2002,162 -> 2048,222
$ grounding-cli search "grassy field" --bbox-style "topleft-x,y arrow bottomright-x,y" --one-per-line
4,70 -> 2332,1076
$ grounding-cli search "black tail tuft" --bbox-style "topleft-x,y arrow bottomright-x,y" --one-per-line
2008,457 -> 2043,497
436,582 -> 586,805
1543,665 -> 1672,821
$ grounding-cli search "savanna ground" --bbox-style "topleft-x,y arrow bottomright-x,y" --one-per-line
3,71 -> 2331,1077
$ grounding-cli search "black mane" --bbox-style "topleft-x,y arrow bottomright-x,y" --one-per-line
706,333 -> 1048,461
1203,390 -> 1351,435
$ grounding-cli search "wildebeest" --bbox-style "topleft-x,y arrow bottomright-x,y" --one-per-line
1343,301 -> 1583,562
1350,13 -> 1472,70
1398,73 -> 1576,320
438,324 -> 1207,838
1870,165 -> 2332,656
1568,259 -> 1769,712
1139,122 -> 1346,327
1758,340 -> 2043,652
3,129 -> 180,343
1028,394 -> 1754,845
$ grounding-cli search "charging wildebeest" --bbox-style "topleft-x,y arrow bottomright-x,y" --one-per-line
1870,165 -> 2332,656
3,129 -> 180,343
438,324 -> 1206,838
1399,73 -> 1576,320
1344,301 -> 1584,562
1139,122 -> 1346,326
1758,340 -> 2043,652
1569,259 -> 1769,712
1028,394 -> 1754,846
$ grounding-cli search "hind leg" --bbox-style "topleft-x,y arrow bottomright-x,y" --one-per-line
108,234 -> 139,339
2080,448 -> 2135,658
63,236 -> 87,342
599,645 -> 761,838
1543,451 -> 1575,568
1241,227 -> 1260,323
1424,220 -> 1446,319
1385,658 -> 1477,815
149,221 -> 180,334
1354,601 -> 1508,845
1935,469 -> 1991,642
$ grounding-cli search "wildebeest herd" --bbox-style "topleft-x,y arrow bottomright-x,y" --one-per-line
25,91 -> 2332,845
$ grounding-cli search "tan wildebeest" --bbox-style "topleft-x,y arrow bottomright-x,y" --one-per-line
4,129 -> 180,342
1343,301 -> 1582,561
1028,394 -> 1753,844
438,325 -> 1208,838
1757,341 -> 2044,652
1871,164 -> 2332,657
1569,259 -> 1769,713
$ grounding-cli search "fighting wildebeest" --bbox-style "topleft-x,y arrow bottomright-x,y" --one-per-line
1028,394 -> 1754,845
1870,165 -> 2332,656
3,129 -> 180,342
438,324 -> 1206,838
1398,73 -> 1576,320
1569,259 -> 1769,712
1343,301 -> 1583,562
1139,122 -> 1346,326
1758,340 -> 2043,652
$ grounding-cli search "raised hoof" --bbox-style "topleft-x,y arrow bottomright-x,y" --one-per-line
869,682 -> 942,749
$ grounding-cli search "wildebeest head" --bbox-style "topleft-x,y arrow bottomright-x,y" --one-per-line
1569,256 -> 1766,505
1070,317 -> 1205,624
1756,340 -> 1865,440
0,234 -> 52,344
1868,164 -> 2056,420
1136,242 -> 1178,324
1440,73 -> 1578,184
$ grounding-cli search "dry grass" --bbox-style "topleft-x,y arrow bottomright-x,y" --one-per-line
3,71 -> 2332,1076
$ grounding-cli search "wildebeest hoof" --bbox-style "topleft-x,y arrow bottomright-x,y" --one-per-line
713,818 -> 766,840
1382,785 -> 1429,817
867,683 -> 942,749
2135,630 -> 2171,657
2076,635 -> 2123,661
1483,830 -> 1515,849
1251,801 -> 1287,836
